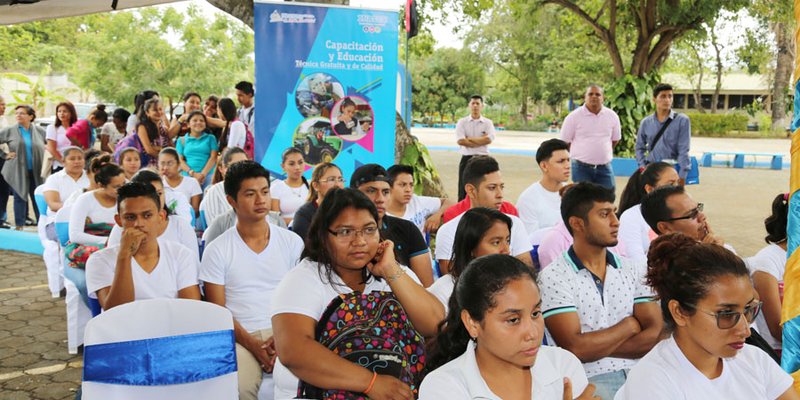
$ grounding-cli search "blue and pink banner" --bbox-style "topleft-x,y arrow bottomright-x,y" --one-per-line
254,1 -> 399,182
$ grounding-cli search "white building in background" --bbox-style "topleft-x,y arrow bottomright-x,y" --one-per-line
662,72 -> 789,114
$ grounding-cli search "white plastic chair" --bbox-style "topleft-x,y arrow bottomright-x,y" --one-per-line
81,299 -> 238,399
55,204 -> 92,354
34,184 -> 62,297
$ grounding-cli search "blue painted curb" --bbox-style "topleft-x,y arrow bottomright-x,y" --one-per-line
0,229 -> 44,255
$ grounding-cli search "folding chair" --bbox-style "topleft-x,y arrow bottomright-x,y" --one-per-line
82,299 -> 238,399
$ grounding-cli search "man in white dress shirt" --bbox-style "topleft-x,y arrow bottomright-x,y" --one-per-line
454,95 -> 495,201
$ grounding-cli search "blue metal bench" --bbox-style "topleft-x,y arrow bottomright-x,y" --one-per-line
701,151 -> 783,170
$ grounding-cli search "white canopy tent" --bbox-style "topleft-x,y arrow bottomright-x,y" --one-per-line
0,0 -> 179,25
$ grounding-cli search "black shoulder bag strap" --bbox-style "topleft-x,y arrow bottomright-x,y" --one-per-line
647,114 -> 675,154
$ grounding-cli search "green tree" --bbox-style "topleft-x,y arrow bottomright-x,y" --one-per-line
412,48 -> 485,122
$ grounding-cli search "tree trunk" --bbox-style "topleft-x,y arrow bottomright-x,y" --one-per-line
206,0 -> 447,196
771,21 -> 793,131
710,28 -> 723,114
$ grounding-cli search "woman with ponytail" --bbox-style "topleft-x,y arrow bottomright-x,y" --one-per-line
422,254 -> 595,399
749,193 -> 790,353
616,233 -> 797,399
617,162 -> 678,263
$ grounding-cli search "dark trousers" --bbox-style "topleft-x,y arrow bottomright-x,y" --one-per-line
11,170 -> 39,227
0,159 -> 8,223
457,155 -> 475,201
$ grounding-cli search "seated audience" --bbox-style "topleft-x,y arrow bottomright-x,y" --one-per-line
516,138 -> 571,245
66,105 -> 108,149
351,164 -> 434,286
539,182 -> 661,399
422,254 -> 595,399
200,161 -> 304,400
271,148 -> 309,225
749,193 -> 789,354
427,207 -> 511,311
270,188 -> 444,399
64,163 -> 125,307
159,148 -> 202,216
107,170 -> 199,261
99,108 -> 130,153
175,110 -> 219,189
442,196 -> 518,224
291,162 -> 344,240
200,146 -> 248,225
86,182 -> 201,310
640,185 -> 728,249
45,102 -> 77,173
117,147 -> 141,180
615,234 -> 797,400
616,162 -> 678,263
202,207 -> 286,245
386,164 -> 453,235
435,156 -> 532,274
167,92 -> 203,138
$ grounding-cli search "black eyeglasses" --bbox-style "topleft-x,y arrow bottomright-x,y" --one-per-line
683,301 -> 762,329
665,203 -> 704,221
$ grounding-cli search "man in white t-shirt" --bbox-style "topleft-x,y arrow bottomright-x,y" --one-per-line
200,161 -> 304,400
86,182 -> 201,311
385,164 -> 453,236
539,182 -> 661,399
517,138 -> 571,246
435,155 -> 533,273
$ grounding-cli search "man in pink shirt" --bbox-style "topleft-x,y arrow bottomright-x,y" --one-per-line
559,85 -> 621,190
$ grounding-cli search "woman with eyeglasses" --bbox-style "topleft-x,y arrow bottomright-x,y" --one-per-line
271,188 -> 444,399
290,162 -> 344,240
615,233 -> 798,400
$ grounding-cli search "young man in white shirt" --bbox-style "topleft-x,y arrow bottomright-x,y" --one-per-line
385,164 -> 453,236
200,160 -> 304,400
435,155 -> 533,274
538,182 -> 662,399
455,94 -> 495,201
516,138 -> 571,245
86,182 -> 201,311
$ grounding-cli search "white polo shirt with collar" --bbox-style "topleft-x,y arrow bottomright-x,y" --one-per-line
539,247 -> 654,378
419,340 -> 587,399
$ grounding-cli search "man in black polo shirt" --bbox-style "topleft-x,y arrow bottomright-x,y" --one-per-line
351,164 -> 434,287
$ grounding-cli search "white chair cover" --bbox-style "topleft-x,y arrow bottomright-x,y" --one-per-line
81,299 -> 238,400
34,184 -> 62,297
55,204 -> 91,354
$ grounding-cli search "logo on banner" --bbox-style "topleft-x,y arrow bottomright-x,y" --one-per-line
358,14 -> 387,34
270,10 -> 316,24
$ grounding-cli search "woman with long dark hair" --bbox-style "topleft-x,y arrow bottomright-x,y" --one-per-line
422,254 -> 594,399
45,101 -> 77,172
271,188 -> 444,399
427,207 -> 511,311
616,233 -> 798,399
136,98 -> 173,167
217,97 -> 246,152
289,162 -> 344,240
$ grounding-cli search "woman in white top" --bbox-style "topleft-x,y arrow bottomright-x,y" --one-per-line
68,163 -> 125,246
421,254 -> 595,400
616,162 -> 678,263
750,193 -> 789,353
217,97 -> 246,151
43,147 -> 89,223
271,147 -> 309,225
159,147 -> 202,216
200,147 -> 249,227
107,169 -> 199,261
271,188 -> 444,399
428,208 -> 511,312
45,102 -> 77,172
616,233 -> 798,400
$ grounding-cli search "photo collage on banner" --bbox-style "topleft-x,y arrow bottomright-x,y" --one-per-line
254,1 -> 399,182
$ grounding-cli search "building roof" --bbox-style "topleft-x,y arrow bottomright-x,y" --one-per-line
0,0 -> 177,25
662,72 -> 771,95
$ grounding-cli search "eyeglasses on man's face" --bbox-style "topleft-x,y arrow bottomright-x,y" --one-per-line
666,203 -> 704,222
683,300 -> 762,329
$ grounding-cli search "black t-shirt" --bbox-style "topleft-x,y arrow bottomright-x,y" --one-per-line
292,201 -> 317,241
381,215 -> 430,266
